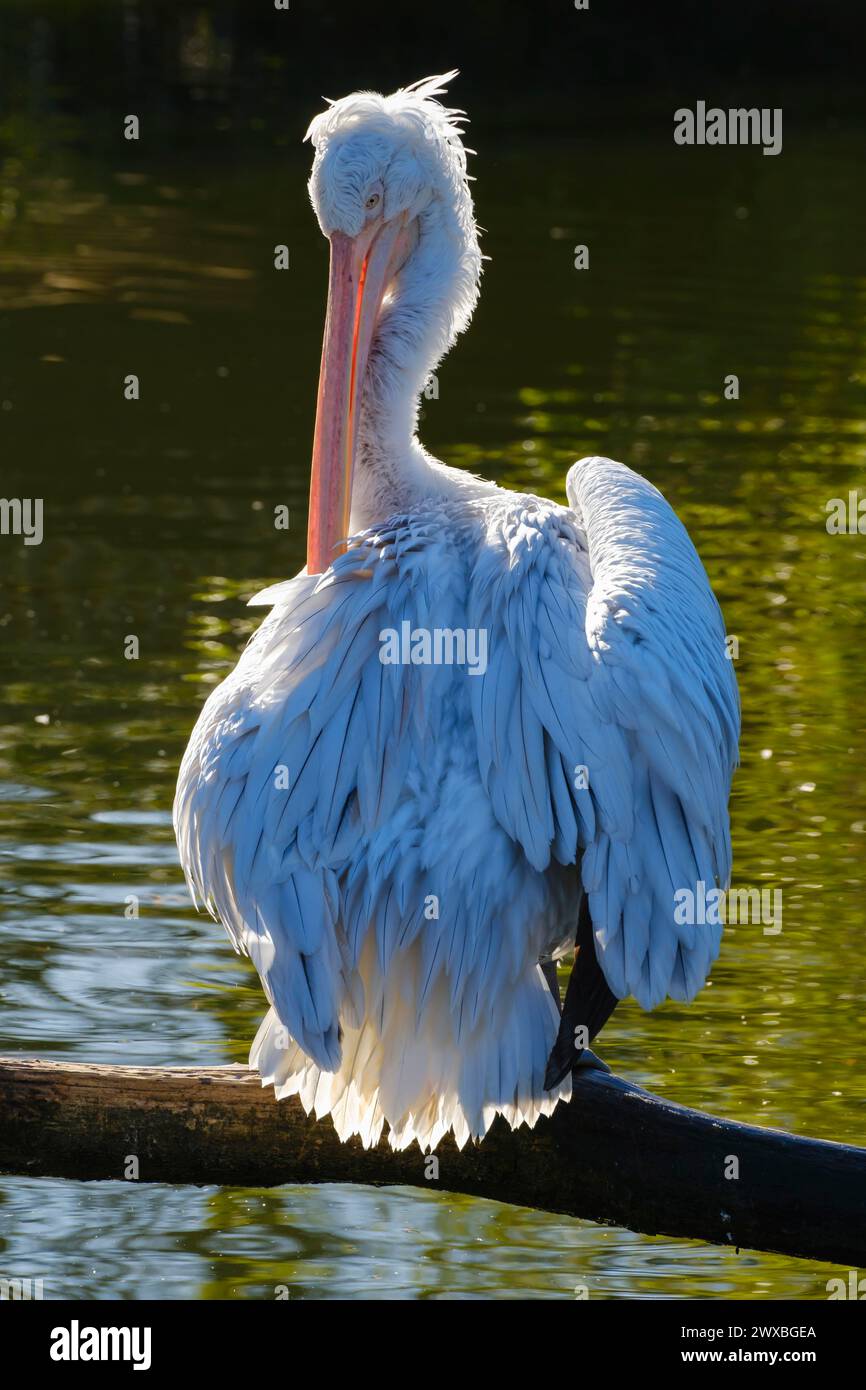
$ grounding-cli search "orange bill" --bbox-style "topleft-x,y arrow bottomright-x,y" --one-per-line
307,212 -> 415,574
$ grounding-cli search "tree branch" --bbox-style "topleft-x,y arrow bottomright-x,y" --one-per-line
1,1056 -> 863,1265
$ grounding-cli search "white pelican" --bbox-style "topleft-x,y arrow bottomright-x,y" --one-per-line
175,73 -> 739,1152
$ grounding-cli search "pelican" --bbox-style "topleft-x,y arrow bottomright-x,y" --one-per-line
174,73 -> 739,1152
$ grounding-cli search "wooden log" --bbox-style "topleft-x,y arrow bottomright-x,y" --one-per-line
1,1056 -> 864,1265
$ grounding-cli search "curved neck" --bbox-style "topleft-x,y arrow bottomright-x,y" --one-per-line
350,200 -> 480,528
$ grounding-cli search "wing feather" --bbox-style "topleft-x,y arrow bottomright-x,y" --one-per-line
174,518 -> 469,1070
468,455 -> 739,1009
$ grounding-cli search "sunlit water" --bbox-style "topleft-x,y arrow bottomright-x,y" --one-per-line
1,121 -> 865,1298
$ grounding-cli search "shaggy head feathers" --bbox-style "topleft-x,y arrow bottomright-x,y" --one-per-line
305,71 -> 476,242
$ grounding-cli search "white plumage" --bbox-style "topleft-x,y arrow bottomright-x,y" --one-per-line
174,74 -> 739,1152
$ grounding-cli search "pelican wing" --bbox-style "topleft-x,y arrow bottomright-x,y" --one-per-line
174,518 -> 461,1072
468,455 -> 740,1009
176,454 -> 738,1086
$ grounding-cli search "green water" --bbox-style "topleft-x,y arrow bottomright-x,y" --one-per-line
1,120 -> 865,1299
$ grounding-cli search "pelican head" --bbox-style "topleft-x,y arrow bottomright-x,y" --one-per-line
304,72 -> 482,573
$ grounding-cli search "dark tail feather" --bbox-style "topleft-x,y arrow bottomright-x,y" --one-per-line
543,896 -> 618,1091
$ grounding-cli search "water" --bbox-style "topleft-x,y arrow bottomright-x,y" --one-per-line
1,115 -> 865,1298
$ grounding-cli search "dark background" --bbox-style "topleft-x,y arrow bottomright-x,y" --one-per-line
1,0 -> 863,148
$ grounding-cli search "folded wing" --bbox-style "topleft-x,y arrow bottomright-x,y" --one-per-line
467,455 -> 740,1009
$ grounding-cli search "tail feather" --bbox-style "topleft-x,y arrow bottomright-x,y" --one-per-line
251,936 -> 571,1151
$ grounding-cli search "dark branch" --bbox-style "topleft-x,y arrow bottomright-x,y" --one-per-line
1,1057 -> 864,1265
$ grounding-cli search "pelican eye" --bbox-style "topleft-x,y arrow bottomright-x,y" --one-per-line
365,191 -> 381,210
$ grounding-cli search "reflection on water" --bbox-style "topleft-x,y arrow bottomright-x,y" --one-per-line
0,1179 -> 854,1302
1,120 -> 865,1298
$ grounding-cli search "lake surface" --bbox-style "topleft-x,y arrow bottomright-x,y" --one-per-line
1,112 -> 865,1298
